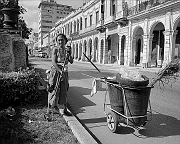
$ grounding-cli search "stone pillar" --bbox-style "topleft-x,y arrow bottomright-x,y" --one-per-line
142,34 -> 153,68
12,35 -> 27,69
0,32 -> 27,71
91,39 -> 96,62
103,36 -> 108,64
162,11 -> 173,65
126,20 -> 132,66
156,30 -> 163,67
98,37 -> 102,63
130,37 -> 136,66
162,30 -> 172,66
0,32 -> 15,71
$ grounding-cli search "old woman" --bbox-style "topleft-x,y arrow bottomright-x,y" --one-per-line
47,33 -> 73,116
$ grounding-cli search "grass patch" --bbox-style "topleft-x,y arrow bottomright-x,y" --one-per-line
0,90 -> 80,144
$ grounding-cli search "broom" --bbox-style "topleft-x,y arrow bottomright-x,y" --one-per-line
148,59 -> 180,87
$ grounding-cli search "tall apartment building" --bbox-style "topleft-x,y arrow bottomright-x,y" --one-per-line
38,0 -> 74,48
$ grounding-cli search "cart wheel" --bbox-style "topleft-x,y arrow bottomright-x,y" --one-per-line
107,112 -> 119,133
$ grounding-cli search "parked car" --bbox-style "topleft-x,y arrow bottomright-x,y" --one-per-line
38,52 -> 47,58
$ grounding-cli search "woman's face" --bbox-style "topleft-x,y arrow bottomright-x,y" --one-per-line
56,35 -> 66,47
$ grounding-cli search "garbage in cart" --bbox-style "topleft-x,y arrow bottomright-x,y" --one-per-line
91,67 -> 153,133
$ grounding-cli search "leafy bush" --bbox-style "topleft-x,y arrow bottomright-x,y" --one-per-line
0,67 -> 40,109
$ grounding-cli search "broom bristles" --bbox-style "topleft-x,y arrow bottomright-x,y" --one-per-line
148,59 -> 180,87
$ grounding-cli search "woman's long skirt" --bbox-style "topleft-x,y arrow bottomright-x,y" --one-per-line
47,66 -> 69,107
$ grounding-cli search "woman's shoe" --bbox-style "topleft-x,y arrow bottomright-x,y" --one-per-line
63,109 -> 72,116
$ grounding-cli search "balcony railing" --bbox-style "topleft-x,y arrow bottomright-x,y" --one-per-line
79,24 -> 96,34
127,0 -> 177,16
95,19 -> 106,32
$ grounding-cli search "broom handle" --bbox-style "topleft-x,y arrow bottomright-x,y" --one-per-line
83,52 -> 101,73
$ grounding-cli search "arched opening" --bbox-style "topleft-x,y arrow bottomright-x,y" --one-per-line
100,39 -> 104,63
83,40 -> 87,61
94,37 -> 98,62
72,43 -> 75,58
76,43 -> 78,59
173,17 -> 180,59
120,35 -> 126,65
136,38 -> 141,64
107,34 -> 119,63
151,22 -> 165,67
89,39 -> 92,60
132,26 -> 144,66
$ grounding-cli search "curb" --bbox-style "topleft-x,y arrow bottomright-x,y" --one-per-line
63,108 -> 98,144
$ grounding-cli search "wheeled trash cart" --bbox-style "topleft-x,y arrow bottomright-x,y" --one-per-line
100,77 -> 153,133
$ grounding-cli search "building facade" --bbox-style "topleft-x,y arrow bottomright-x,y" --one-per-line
38,0 -> 74,48
42,0 -> 180,68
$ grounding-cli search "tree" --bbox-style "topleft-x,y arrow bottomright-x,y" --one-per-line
18,5 -> 33,39
18,16 -> 33,39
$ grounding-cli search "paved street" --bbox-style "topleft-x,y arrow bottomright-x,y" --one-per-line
30,57 -> 180,144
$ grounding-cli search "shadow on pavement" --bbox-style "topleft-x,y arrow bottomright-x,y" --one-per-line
68,86 -> 96,115
139,113 -> 180,137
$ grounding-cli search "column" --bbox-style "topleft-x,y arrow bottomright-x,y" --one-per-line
142,34 -> 153,68
162,30 -> 172,66
126,20 -> 132,66
103,37 -> 108,64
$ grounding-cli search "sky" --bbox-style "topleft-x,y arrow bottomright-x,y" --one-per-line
19,0 -> 86,33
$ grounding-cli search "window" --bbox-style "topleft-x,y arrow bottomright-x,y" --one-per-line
77,19 -> 79,32
112,0 -> 116,16
42,20 -> 52,23
74,21 -> 77,32
96,11 -> 99,24
90,15 -> 92,26
101,0 -> 105,20
80,17 -> 82,30
70,22 -> 72,33
42,25 -> 52,29
101,0 -> 105,13
85,18 -> 87,28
